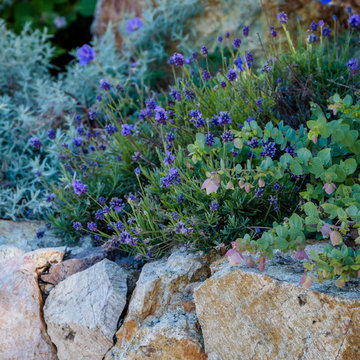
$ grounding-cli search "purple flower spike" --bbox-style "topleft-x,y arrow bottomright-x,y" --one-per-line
72,179 -> 87,196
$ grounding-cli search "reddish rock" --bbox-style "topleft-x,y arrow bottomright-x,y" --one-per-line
40,247 -> 106,286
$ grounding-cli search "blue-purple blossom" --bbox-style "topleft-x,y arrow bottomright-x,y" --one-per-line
163,151 -> 175,165
309,34 -> 318,43
270,26 -> 277,37
209,201 -> 219,211
89,111 -> 97,120
30,137 -> 43,150
146,98 -> 157,110
200,46 -> 208,55
218,111 -> 232,125
100,78 -> 111,91
322,26 -> 331,37
192,52 -> 198,60
160,167 -> 181,188
155,106 -> 168,125
243,26 -> 249,36
202,69 -> 210,81
349,14 -> 360,28
73,137 -> 82,147
126,17 -> 143,33
346,59 -> 359,74
95,210 -> 104,220
310,21 -> 318,32
99,196 -> 106,205
115,222 -> 124,231
121,124 -> 135,136
248,137 -> 259,148
73,222 -> 82,230
166,131 -> 175,143
170,88 -> 182,101
105,124 -> 118,135
46,194 -> 55,202
274,184 -> 280,191
76,44 -> 96,66
218,36 -> 223,42
177,194 -> 185,203
220,81 -> 227,88
255,188 -> 264,198
132,152 -> 141,162
72,179 -> 87,196
110,197 -> 123,212
318,20 -> 325,27
171,212 -> 180,221
233,38 -> 241,49
134,167 -> 141,175
285,145 -> 296,157
171,52 -> 185,66
205,132 -> 215,146
227,68 -> 237,81
48,130 -> 56,140
87,222 -> 98,232
261,141 -> 277,158
222,130 -> 234,143
277,12 -> 288,25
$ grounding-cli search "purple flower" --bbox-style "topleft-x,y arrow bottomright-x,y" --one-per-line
200,46 -> 208,56
72,179 -> 87,196
218,36 -> 223,42
225,31 -> 230,38
73,137 -> 82,147
160,167 -> 181,188
220,81 -> 227,88
349,14 -> 360,28
95,210 -> 104,220
233,38 -> 241,49
318,20 -> 325,27
309,34 -> 318,43
274,184 -> 280,191
222,130 -> 234,143
227,68 -> 237,81
285,145 -> 296,157
171,52 -> 184,67
105,124 -> 118,135
134,167 -> 141,175
261,141 -> 277,158
87,222 -> 98,232
96,95 -> 102,101
270,26 -> 277,37
164,151 -> 175,165
126,17 -> 143,33
115,222 -> 124,231
346,59 -> 359,74
218,111 -> 232,125
245,52 -> 254,66
29,137 -> 42,150
192,52 -> 198,60
100,78 -> 111,91
48,129 -> 56,140
177,194 -> 185,203
255,188 -> 264,198
132,152 -> 141,162
73,222 -> 82,230
76,44 -> 96,66
202,69 -> 210,81
209,201 -> 219,211
155,106 -> 168,125
248,137 -> 259,148
243,26 -> 249,36
89,111 -> 97,120
121,124 -> 135,136
99,196 -> 106,205
110,197 -> 123,212
146,98 -> 157,110
310,21 -> 318,32
46,194 -> 55,202
205,132 -> 215,146
322,26 -> 331,37
54,16 -> 67,29
170,88 -> 182,101
277,12 -> 288,25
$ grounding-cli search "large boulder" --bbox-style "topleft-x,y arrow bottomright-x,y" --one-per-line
194,258 -> 360,360
0,244 -> 25,262
105,248 -> 214,360
0,248 -> 64,360
44,259 -> 128,360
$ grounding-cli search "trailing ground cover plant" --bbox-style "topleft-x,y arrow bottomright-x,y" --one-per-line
44,9 -> 360,287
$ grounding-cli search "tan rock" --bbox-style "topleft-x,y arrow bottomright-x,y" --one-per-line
105,248 -> 214,359
0,255 -> 58,360
194,260 -> 360,360
0,244 -> 25,262
24,247 -> 65,270
44,259 -> 128,360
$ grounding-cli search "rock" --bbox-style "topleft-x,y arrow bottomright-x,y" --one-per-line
106,310 -> 207,360
0,244 -> 25,262
194,259 -> 360,360
24,247 -> 65,270
0,251 -> 62,360
0,219 -> 63,251
44,259 -> 128,360
40,246 -> 106,286
105,248 -> 214,360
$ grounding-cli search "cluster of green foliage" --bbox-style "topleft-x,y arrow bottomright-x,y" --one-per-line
0,0 -> 202,220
